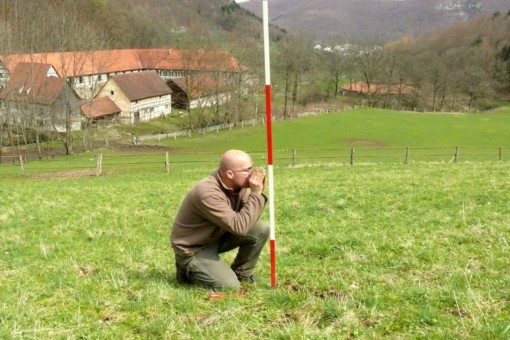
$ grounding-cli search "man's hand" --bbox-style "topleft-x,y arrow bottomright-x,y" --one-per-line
249,167 -> 265,194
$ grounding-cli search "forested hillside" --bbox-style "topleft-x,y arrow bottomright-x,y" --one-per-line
0,0 -> 283,55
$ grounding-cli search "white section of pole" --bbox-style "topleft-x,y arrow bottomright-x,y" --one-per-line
263,1 -> 271,86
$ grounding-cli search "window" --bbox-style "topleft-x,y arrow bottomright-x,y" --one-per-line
110,90 -> 114,96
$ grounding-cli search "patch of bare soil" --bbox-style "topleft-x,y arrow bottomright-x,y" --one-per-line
109,140 -> 173,153
28,169 -> 97,180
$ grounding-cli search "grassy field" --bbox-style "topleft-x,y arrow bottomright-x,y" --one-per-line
152,106 -> 510,166
158,106 -> 510,151
1,161 -> 509,338
1,106 -> 509,337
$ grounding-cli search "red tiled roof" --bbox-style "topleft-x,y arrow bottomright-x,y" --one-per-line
0,62 -> 65,105
341,81 -> 414,95
81,96 -> 121,119
110,70 -> 172,101
1,49 -> 246,77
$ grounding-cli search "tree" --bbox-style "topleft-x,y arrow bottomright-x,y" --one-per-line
314,39 -> 355,100
354,44 -> 384,107
219,31 -> 262,124
276,33 -> 314,118
496,44 -> 510,91
51,2 -> 112,154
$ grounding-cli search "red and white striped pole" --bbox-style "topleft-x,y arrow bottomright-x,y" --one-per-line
263,0 -> 276,288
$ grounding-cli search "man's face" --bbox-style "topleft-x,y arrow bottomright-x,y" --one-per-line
231,164 -> 253,189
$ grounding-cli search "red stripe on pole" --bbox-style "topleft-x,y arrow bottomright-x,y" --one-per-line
270,239 -> 276,287
265,84 -> 273,165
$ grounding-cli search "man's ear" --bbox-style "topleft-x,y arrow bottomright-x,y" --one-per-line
226,170 -> 235,180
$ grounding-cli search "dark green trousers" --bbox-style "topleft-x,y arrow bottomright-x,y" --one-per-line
174,221 -> 269,291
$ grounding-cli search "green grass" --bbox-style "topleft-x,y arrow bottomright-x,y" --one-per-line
1,106 -> 509,337
1,162 -> 509,338
158,106 -> 510,152
129,106 -> 510,166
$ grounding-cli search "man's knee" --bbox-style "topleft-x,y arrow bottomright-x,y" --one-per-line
189,271 -> 241,291
185,254 -> 241,291
250,221 -> 270,241
213,277 -> 241,291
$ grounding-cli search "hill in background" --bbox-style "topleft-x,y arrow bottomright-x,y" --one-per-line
4,0 -> 509,56
239,0 -> 510,42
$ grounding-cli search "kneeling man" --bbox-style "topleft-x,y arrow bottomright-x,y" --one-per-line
170,149 -> 269,291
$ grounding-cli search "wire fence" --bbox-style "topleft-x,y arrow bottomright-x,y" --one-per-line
0,146 -> 506,178
0,107 -> 342,164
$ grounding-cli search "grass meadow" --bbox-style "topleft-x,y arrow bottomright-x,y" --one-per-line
159,106 -> 510,151
1,106 -> 510,338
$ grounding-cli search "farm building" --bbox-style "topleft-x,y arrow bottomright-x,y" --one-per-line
0,49 -> 246,100
0,62 -> 81,132
80,96 -> 121,125
95,71 -> 172,124
166,75 -> 229,109
0,48 -> 246,128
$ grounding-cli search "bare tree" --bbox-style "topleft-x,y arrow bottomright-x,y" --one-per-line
276,33 -> 314,118
49,2 -> 112,154
354,44 -> 384,107
219,35 -> 259,124
314,38 -> 358,100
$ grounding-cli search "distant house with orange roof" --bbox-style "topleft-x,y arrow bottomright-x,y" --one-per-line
0,62 -> 81,132
0,49 -> 245,99
341,81 -> 415,96
95,71 -> 172,124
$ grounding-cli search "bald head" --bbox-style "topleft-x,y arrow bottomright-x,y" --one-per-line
219,149 -> 252,172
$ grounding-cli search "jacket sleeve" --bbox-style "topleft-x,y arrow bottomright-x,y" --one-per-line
194,185 -> 266,236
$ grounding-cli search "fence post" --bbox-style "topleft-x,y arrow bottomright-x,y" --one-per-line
292,149 -> 296,167
350,147 -> 355,165
96,153 -> 103,176
405,147 -> 410,164
499,146 -> 502,161
454,146 -> 459,163
19,155 -> 24,174
165,152 -> 170,173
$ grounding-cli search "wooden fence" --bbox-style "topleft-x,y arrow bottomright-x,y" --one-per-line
0,146 -> 506,177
